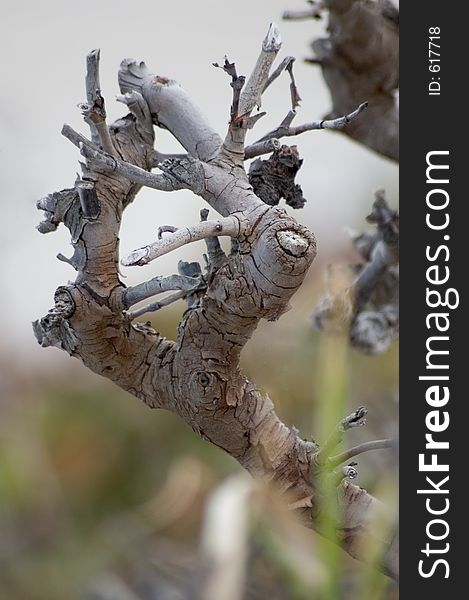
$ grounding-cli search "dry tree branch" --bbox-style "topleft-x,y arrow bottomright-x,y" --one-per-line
34,27 -> 397,581
244,137 -> 281,160
121,216 -> 240,267
123,274 -> 205,310
329,439 -> 394,469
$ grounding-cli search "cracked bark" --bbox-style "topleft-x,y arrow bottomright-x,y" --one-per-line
34,27 -> 398,582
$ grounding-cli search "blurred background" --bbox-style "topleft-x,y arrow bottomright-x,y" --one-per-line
1,1 -> 398,598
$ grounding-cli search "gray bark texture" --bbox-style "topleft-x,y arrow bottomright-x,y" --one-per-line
34,24 -> 398,582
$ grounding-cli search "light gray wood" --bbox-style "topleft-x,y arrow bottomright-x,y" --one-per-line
34,22 -> 398,582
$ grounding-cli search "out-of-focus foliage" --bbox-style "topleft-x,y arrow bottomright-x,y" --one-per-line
0,272 -> 397,600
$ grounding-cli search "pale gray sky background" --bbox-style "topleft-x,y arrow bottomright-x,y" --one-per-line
0,0 -> 398,363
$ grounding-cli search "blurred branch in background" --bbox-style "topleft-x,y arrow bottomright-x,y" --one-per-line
284,0 -> 399,162
312,191 -> 399,355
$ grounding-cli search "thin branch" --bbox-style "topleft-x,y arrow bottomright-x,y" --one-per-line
315,406 -> 368,466
121,216 -> 240,267
217,24 -> 282,162
244,137 -> 281,160
298,101 -> 369,131
94,119 -> 118,156
263,56 -> 302,111
255,102 -> 368,144
263,56 -> 293,92
304,57 -> 324,66
61,126 -> 185,192
123,274 -> 204,309
61,124 -> 95,150
84,49 -> 101,147
286,58 -> 302,110
220,23 -> 282,165
328,439 -> 394,469
254,109 -> 297,144
213,57 -> 246,120
127,290 -> 187,320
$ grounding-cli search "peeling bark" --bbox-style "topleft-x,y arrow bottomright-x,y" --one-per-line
34,27 -> 398,581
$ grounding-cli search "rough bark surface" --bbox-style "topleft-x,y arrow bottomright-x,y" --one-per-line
313,191 -> 399,354
34,28 -> 398,581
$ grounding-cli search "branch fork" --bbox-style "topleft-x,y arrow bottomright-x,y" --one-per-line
34,23 -> 398,581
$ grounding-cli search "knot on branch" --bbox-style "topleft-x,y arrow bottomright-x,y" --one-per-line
341,462 -> 358,481
252,210 -> 315,259
187,370 -> 227,406
249,145 -> 306,209
276,229 -> 310,257
214,211 -> 317,321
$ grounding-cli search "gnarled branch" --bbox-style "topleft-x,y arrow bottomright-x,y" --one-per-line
34,27 -> 398,583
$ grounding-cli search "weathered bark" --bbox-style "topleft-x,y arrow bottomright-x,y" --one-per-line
34,29 -> 398,581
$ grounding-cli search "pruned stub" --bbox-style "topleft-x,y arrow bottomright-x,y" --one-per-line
247,210 -> 316,321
